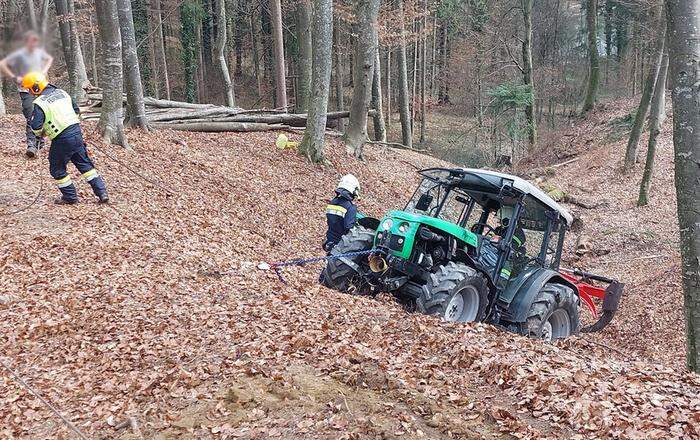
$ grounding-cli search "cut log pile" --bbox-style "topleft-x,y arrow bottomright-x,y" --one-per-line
81,91 -> 360,133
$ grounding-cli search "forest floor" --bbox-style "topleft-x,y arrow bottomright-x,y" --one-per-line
1,100 -> 699,439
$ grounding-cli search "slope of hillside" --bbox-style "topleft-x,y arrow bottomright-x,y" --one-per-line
521,99 -> 684,367
1,114 -> 699,439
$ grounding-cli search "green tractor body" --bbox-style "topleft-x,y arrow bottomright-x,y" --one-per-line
321,168 -> 622,340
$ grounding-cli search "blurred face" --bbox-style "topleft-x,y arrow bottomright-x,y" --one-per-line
24,34 -> 40,50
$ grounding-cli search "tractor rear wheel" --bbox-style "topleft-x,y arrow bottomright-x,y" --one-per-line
320,226 -> 374,295
525,283 -> 580,341
417,262 -> 489,323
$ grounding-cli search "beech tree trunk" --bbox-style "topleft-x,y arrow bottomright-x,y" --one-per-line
521,0 -> 536,149
333,19 -> 345,133
667,0 -> 700,373
371,47 -> 387,142
95,0 -> 129,147
396,0 -> 413,148
269,0 -> 287,109
344,0 -> 381,158
55,0 -> 89,102
215,0 -> 235,107
117,0 -> 149,129
298,0 -> 333,163
582,0 -> 599,112
295,0 -> 312,112
638,49 -> 669,206
624,12 -> 665,171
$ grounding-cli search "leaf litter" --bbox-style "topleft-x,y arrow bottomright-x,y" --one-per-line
0,110 -> 698,439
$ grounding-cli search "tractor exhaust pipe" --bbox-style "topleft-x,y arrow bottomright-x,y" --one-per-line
368,254 -> 388,273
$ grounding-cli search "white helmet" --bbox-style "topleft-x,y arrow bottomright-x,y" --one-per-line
337,174 -> 360,198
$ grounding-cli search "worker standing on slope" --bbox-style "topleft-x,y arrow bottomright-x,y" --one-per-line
323,174 -> 360,253
0,31 -> 53,158
23,72 -> 109,205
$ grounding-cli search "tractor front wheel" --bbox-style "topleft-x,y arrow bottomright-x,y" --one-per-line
417,262 -> 489,323
525,283 -> 580,341
320,226 -> 374,295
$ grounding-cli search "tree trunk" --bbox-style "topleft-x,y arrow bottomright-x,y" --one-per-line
344,0 -> 381,158
39,0 -> 50,39
145,0 -> 160,99
522,0 -> 536,149
419,0 -> 427,144
269,0 -> 287,109
0,87 -> 5,115
298,0 -> 333,163
55,0 -> 89,102
94,0 -> 129,147
250,3 -> 262,97
333,18 -> 345,133
371,47 -> 387,142
638,49 -> 669,206
180,1 -> 200,103
604,0 -> 613,84
117,0 -> 149,129
386,49 -> 391,131
154,0 -> 170,100
624,13 -> 665,171
89,16 -> 98,87
295,0 -> 312,112
667,0 -> 700,373
27,0 -> 38,31
215,0 -> 235,106
582,0 -> 599,112
396,0 -> 412,148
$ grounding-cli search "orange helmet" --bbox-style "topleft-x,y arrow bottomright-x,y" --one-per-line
21,72 -> 48,95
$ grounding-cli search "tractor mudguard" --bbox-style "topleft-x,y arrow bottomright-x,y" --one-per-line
500,268 -> 579,323
357,215 -> 380,231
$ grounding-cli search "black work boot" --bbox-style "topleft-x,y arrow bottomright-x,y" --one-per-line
54,197 -> 78,205
25,145 -> 38,158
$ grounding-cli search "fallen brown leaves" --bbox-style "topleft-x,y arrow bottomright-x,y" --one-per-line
1,114 -> 698,439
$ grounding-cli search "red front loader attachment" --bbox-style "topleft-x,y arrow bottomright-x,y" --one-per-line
559,268 -> 624,333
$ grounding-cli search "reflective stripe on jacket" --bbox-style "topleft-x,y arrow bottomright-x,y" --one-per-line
325,189 -> 357,247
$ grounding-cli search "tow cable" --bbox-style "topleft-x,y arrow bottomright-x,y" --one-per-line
258,250 -> 374,284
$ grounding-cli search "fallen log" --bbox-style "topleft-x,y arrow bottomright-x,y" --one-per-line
147,107 -> 242,123
151,121 -> 289,132
155,110 -> 354,126
143,97 -> 220,110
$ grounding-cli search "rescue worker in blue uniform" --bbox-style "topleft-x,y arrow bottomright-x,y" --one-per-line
323,174 -> 360,253
23,72 -> 109,205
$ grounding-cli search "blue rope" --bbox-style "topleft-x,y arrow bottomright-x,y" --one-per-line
268,250 -> 374,284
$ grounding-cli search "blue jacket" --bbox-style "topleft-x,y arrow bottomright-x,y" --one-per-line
325,189 -> 357,248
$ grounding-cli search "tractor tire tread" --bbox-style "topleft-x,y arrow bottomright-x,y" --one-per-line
524,283 -> 580,339
320,226 -> 374,293
417,262 -> 489,322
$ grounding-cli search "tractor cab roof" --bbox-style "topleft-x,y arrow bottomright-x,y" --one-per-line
419,168 -> 573,225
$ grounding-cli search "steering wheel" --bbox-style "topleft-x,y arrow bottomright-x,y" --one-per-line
471,222 -> 497,237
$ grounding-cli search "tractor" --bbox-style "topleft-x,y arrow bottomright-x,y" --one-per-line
320,168 -> 623,341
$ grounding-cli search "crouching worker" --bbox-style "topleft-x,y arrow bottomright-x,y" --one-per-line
323,174 -> 360,253
23,72 -> 109,205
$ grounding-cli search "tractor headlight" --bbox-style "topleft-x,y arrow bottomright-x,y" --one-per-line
381,219 -> 393,231
398,222 -> 410,234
